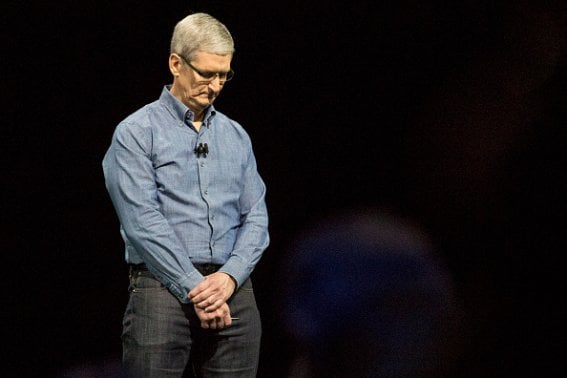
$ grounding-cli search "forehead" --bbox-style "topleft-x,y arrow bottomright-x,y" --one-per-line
192,51 -> 232,68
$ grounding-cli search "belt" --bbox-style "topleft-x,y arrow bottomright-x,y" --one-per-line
129,263 -> 221,277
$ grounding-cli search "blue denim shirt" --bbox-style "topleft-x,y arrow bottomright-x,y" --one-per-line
102,86 -> 269,303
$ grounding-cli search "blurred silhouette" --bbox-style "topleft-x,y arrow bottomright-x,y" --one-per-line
277,208 -> 464,377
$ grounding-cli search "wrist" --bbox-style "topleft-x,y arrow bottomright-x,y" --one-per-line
224,272 -> 237,290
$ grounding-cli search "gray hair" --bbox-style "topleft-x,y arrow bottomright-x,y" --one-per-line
170,13 -> 235,61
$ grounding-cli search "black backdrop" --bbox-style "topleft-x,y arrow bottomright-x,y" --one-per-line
5,1 -> 565,376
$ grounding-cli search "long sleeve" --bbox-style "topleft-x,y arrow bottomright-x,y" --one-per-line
219,147 -> 270,287
103,120 -> 205,303
103,87 -> 270,301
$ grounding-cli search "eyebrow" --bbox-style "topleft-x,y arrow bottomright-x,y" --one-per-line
180,56 -> 230,75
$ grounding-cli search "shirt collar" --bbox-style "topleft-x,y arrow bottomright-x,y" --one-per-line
160,85 -> 216,126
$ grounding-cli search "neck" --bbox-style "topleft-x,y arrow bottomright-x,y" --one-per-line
192,109 -> 205,122
193,119 -> 203,131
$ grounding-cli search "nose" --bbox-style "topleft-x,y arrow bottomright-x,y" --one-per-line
207,76 -> 224,90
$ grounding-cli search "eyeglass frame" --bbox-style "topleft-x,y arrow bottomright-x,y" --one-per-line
177,54 -> 234,83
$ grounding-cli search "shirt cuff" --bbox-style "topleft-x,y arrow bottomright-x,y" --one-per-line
165,270 -> 205,304
219,257 -> 251,289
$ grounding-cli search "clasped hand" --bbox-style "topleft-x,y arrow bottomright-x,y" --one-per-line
188,272 -> 236,329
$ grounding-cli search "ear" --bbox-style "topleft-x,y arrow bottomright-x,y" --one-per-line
169,53 -> 183,77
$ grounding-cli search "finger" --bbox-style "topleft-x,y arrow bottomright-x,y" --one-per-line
209,318 -> 222,330
203,298 -> 223,312
191,294 -> 214,309
191,287 -> 218,305
191,293 -> 211,306
189,287 -> 208,301
225,315 -> 233,327
189,277 -> 212,298
217,316 -> 228,329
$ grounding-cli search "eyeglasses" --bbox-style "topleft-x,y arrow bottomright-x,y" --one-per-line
179,55 -> 234,83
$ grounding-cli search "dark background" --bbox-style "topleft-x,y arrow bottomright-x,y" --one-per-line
5,0 -> 565,376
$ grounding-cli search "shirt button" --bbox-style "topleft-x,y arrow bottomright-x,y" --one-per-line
200,162 -> 205,167
204,190 -> 208,195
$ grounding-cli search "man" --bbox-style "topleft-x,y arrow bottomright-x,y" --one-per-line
102,13 -> 269,377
